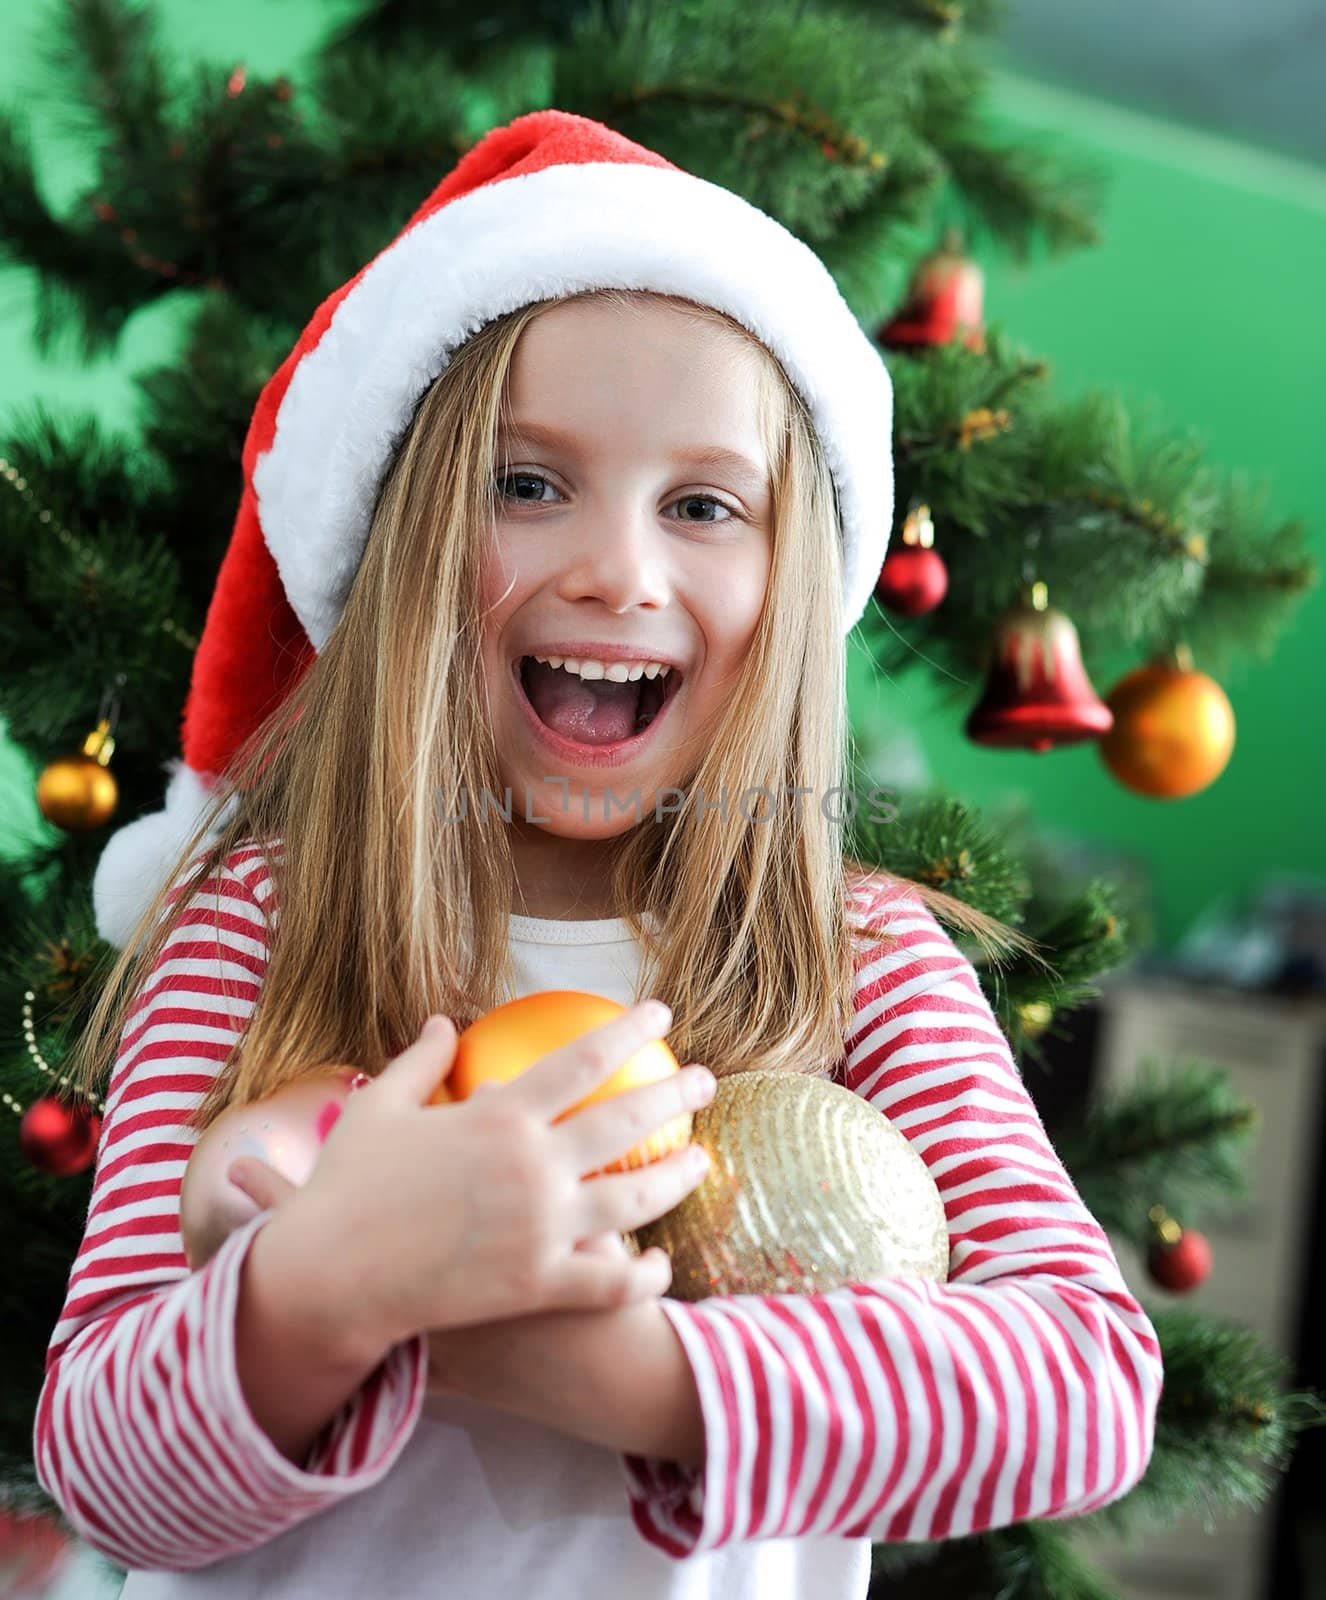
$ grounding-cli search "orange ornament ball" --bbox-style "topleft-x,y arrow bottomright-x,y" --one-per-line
1099,662 -> 1235,799
432,990 -> 688,1175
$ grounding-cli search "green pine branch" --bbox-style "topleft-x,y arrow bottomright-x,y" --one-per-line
1075,1306 -> 1326,1539
868,334 -> 1316,697
1056,1058 -> 1258,1241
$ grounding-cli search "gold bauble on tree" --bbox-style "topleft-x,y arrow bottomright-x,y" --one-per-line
37,717 -> 118,830
1098,644 -> 1236,799
629,1070 -> 948,1299
1016,999 -> 1055,1040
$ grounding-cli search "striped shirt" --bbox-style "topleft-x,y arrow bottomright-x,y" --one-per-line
35,841 -> 1162,1592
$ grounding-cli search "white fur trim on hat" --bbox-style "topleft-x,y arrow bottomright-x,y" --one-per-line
253,162 -> 893,651
91,762 -> 237,950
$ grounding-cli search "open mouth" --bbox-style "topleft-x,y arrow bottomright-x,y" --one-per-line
514,656 -> 684,749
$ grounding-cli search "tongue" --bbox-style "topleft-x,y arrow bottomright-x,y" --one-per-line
523,659 -> 641,745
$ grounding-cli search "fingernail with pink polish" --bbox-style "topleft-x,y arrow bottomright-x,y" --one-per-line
315,1100 -> 344,1143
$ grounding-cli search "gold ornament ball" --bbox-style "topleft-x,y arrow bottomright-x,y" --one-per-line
1099,662 -> 1235,799
37,755 -> 118,830
1017,1000 -> 1054,1039
631,1070 -> 949,1300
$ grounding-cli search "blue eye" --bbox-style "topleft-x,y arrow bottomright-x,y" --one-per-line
495,471 -> 559,505
671,493 -> 734,524
493,472 -> 737,523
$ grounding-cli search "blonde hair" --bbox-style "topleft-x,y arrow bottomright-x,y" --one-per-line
69,288 -> 1040,1132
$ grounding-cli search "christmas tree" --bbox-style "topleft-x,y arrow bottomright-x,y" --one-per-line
1,0 -> 1321,1594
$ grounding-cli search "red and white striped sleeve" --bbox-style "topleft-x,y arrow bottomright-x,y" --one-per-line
619,876 -> 1164,1557
33,843 -> 428,1573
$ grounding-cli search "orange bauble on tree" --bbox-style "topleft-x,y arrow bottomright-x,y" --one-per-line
1094,643 -> 1228,800
430,990 -> 690,1175
1099,644 -> 1236,799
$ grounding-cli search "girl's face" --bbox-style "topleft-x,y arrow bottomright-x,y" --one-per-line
479,297 -> 773,846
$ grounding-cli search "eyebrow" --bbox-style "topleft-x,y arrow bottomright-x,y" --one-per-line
496,419 -> 768,492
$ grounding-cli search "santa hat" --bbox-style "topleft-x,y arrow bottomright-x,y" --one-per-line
92,108 -> 895,949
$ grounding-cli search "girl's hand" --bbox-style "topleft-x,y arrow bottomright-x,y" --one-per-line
424,1229 -> 655,1392
229,1006 -> 714,1362
230,1168 -> 655,1375
227,1175 -> 646,1274
232,1165 -> 661,1396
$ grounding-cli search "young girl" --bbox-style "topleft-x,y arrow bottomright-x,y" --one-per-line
38,110 -> 1162,1597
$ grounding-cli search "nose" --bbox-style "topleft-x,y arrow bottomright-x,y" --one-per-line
554,506 -> 672,614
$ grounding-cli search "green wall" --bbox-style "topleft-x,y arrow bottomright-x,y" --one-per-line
2,8 -> 1322,951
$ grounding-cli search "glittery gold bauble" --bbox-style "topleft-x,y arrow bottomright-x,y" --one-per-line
36,753 -> 118,830
631,1070 -> 949,1299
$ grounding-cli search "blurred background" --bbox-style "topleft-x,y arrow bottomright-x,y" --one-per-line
1,2 -> 1323,1597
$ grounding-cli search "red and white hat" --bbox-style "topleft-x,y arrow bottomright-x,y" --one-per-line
92,108 -> 895,948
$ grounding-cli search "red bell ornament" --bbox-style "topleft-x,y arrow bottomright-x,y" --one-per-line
875,503 -> 948,616
877,233 -> 986,353
965,583 -> 1114,753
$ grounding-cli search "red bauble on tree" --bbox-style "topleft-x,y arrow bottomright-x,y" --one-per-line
0,1504 -> 72,1596
875,503 -> 948,616
19,1095 -> 102,1176
1146,1206 -> 1213,1293
877,231 -> 986,352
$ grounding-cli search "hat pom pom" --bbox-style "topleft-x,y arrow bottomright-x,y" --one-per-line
92,762 -> 237,949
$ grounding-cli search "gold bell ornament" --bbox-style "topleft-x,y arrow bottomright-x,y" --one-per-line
965,581 -> 1113,754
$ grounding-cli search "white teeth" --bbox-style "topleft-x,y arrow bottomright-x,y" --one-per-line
530,653 -> 673,682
